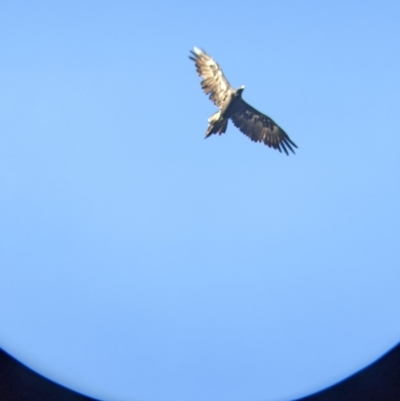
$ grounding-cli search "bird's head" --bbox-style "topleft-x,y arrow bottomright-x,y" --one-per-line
236,85 -> 245,96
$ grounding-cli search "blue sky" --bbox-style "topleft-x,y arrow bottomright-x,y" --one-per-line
1,1 -> 400,401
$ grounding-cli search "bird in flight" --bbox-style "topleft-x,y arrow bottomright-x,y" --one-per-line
189,47 -> 297,155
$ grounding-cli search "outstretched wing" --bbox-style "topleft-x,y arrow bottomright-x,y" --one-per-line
230,98 -> 298,155
189,47 -> 234,108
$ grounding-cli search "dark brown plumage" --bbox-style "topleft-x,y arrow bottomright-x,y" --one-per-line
189,47 -> 298,155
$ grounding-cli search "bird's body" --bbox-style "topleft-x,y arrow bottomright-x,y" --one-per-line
206,86 -> 243,137
189,47 -> 297,155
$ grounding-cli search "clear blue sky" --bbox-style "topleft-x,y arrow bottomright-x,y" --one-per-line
1,2 -> 400,401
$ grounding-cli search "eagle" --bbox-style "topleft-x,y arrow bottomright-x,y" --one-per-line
189,47 -> 297,155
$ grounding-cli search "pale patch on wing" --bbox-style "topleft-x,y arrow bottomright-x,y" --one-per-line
189,47 -> 233,108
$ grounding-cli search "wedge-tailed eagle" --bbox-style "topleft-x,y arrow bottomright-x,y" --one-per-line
189,47 -> 297,155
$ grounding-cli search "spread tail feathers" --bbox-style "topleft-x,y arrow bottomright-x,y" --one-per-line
205,111 -> 228,138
